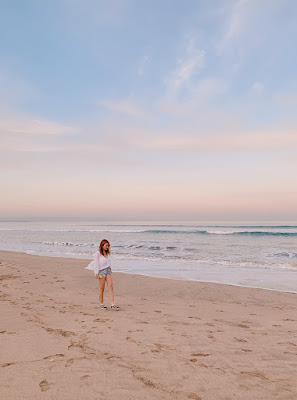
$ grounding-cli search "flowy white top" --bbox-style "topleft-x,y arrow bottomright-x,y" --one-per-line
86,251 -> 111,277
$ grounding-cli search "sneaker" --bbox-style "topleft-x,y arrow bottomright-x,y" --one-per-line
110,305 -> 120,310
100,304 -> 108,310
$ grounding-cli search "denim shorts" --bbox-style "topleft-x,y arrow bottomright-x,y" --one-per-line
98,267 -> 111,278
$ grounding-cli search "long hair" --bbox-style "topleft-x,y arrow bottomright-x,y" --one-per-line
99,239 -> 110,256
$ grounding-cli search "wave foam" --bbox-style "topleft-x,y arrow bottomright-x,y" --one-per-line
43,241 -> 92,247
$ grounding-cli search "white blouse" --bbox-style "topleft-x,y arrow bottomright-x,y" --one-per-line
93,251 -> 111,276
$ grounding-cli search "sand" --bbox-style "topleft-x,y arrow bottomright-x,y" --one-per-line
0,250 -> 297,400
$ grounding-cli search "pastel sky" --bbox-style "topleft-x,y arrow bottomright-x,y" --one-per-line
1,0 -> 297,221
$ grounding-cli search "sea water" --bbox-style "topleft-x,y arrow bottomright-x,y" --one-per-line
0,220 -> 296,293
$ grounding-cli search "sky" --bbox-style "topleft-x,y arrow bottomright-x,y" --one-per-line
0,0 -> 297,221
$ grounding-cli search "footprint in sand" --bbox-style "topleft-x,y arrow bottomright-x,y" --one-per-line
93,318 -> 110,323
278,341 -> 297,347
187,393 -> 202,399
237,324 -> 250,329
80,375 -> 91,381
43,353 -> 65,362
235,337 -> 248,343
191,353 -> 210,357
240,371 -> 268,380
65,359 -> 74,367
39,379 -> 50,391
2,362 -> 15,367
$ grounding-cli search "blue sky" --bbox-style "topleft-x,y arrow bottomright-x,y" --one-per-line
1,0 -> 297,220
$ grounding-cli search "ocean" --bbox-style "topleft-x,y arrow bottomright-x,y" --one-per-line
0,220 -> 296,293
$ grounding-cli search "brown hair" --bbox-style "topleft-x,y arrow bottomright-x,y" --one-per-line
99,239 -> 111,256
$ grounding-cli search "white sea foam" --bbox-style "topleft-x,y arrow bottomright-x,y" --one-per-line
43,241 -> 91,247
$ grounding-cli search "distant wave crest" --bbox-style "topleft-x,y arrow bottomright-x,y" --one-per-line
43,241 -> 92,247
142,229 -> 297,237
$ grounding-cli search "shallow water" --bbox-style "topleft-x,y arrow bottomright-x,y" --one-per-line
1,220 -> 297,292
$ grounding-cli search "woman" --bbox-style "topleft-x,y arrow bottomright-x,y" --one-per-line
94,239 -> 120,310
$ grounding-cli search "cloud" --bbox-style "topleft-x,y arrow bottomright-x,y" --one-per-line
0,115 -> 73,135
126,126 -> 297,153
217,0 -> 249,53
157,78 -> 228,116
100,97 -> 148,118
0,141 -> 111,153
137,54 -> 150,76
251,82 -> 264,96
0,140 -> 134,172
165,36 -> 205,91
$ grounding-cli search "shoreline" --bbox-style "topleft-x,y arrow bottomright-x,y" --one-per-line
1,250 -> 297,399
2,248 -> 297,295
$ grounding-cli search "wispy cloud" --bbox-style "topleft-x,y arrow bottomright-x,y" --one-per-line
125,126 -> 297,153
165,36 -> 205,91
100,97 -> 148,118
137,54 -> 150,76
0,141 -> 111,153
218,0 -> 249,53
157,78 -> 227,116
0,115 -> 73,135
251,82 -> 264,96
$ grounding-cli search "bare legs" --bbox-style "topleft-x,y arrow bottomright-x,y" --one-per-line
98,274 -> 115,306
98,276 -> 106,305
106,274 -> 115,306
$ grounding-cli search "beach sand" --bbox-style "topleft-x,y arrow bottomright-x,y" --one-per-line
0,250 -> 296,400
